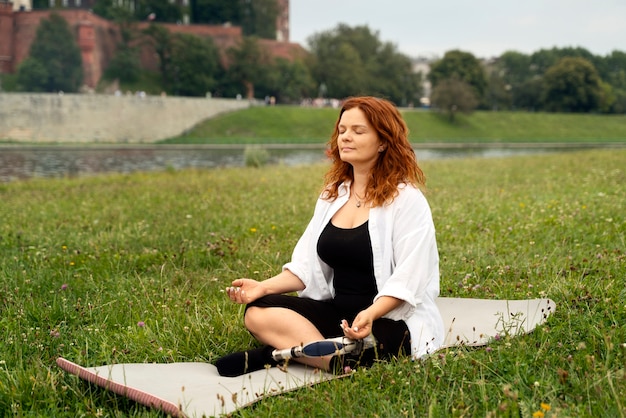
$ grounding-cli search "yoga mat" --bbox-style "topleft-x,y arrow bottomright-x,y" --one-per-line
57,297 -> 555,417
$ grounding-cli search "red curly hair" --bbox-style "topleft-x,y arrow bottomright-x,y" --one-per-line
322,96 -> 425,206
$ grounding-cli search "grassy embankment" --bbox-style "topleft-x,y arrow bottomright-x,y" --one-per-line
163,106 -> 626,144
1,147 -> 624,416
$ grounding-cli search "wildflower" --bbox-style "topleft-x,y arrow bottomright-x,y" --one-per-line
541,403 -> 551,411
50,330 -> 60,338
485,346 -> 492,352
344,366 -> 352,374
250,228 -> 257,233
61,284 -> 68,290
532,411 -> 545,418
494,334 -> 501,341
137,321 -> 145,327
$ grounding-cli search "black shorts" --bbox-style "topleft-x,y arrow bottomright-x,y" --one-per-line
247,294 -> 412,359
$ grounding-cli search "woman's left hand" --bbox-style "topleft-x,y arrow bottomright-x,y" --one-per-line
341,310 -> 374,340
341,297 -> 404,340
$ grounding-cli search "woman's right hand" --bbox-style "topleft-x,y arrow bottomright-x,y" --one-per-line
225,270 -> 305,304
225,278 -> 266,304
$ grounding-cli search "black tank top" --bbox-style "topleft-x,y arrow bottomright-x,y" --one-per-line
317,220 -> 378,314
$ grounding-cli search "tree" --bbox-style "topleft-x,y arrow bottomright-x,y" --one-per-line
17,13 -> 83,92
308,29 -> 368,99
485,69 -> 511,110
104,45 -> 142,84
307,24 -> 419,104
542,57 -> 603,112
514,77 -> 543,111
530,47 -> 596,76
498,51 -> 533,86
603,51 -> 626,91
601,50 -> 626,113
495,47 -> 621,112
259,58 -> 316,103
102,10 -> 143,85
222,37 -> 272,99
496,51 -> 532,109
169,33 -> 221,96
430,77 -> 478,122
16,58 -> 48,92
142,24 -> 222,96
429,50 -> 487,102
143,23 -> 175,87
367,43 -> 422,106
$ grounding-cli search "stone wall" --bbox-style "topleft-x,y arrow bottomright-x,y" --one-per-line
0,93 -> 250,143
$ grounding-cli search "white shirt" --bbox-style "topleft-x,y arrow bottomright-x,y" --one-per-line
283,182 -> 444,358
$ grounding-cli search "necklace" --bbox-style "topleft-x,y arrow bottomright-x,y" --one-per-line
353,191 -> 365,208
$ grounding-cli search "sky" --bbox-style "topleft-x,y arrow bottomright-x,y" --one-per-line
289,0 -> 626,59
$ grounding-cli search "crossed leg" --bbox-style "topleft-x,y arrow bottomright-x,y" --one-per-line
244,306 -> 333,370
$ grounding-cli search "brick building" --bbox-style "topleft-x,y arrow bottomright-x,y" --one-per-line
0,0 -> 306,90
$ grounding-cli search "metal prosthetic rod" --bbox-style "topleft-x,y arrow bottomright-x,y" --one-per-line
271,335 -> 377,362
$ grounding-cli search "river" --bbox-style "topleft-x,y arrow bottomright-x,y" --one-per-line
0,143 -> 621,183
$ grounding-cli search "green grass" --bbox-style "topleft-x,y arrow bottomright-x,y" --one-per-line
163,106 -> 626,144
1,149 -> 625,416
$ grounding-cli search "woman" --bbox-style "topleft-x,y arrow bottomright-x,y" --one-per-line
216,96 -> 443,377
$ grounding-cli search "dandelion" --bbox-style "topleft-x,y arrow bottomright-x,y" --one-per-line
541,403 -> 551,411
137,321 -> 145,327
532,411 -> 545,418
250,227 -> 257,233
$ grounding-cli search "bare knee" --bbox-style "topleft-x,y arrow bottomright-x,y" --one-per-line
244,306 -> 265,334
